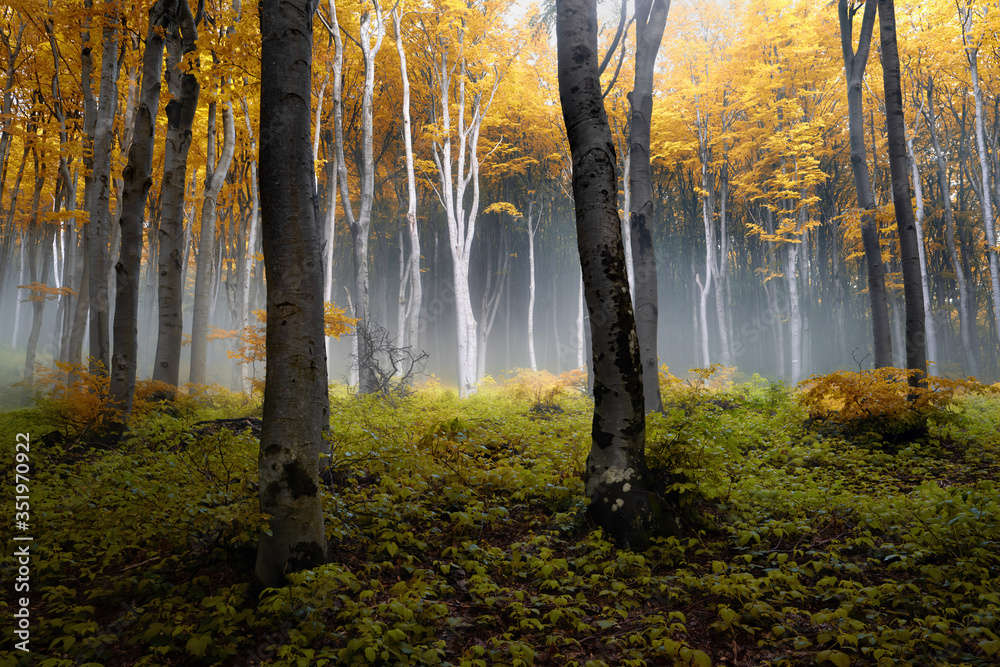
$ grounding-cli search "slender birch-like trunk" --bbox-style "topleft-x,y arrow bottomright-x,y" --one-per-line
393,8 -> 421,356
906,119 -> 937,375
190,101 -> 236,385
86,0 -> 124,374
924,77 -> 978,376
424,25 -> 500,396
960,8 -> 1000,351
697,151 -> 714,367
785,242 -> 801,384
713,161 -> 731,367
527,200 -> 537,371
23,156 -> 48,384
577,273 -> 585,370
237,98 -> 261,393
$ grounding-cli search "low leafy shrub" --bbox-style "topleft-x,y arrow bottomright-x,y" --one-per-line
798,368 -> 987,451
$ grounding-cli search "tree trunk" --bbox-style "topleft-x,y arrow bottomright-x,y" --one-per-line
190,102 -> 236,385
527,200 -> 538,371
839,0 -> 892,368
423,17 -> 500,395
256,0 -> 329,588
785,242 -> 802,384
110,0 -> 174,420
153,0 -> 200,387
22,160 -> 48,384
906,124 -> 937,375
879,0 -> 926,385
697,158 -> 714,367
628,0 -> 668,413
713,162 -> 731,368
960,14 -> 1000,355
331,0 -> 383,395
577,272 -> 585,369
67,247 -> 90,368
924,76 -> 978,376
86,0 -> 124,375
393,8 -> 421,357
557,0 -> 669,549
237,98 -> 261,393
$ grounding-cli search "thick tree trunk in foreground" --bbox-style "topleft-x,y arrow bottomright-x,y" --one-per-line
879,0 -> 926,385
256,0 -> 329,588
839,0 -> 892,368
557,0 -> 667,549
628,0 -> 668,413
110,0 -> 174,419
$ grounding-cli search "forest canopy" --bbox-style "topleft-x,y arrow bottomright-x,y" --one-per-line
1,0 -> 999,389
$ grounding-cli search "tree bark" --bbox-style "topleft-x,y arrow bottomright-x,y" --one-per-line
959,7 -> 1000,356
153,0 -> 200,387
237,97 -> 261,393
697,152 -> 714,367
923,77 -> 978,376
839,0 -> 892,368
557,0 -> 669,549
22,154 -> 48,385
86,0 -> 124,375
256,0 -> 329,588
110,0 -> 175,419
527,200 -> 538,371
393,8 -> 421,357
906,118 -> 937,375
628,0 -> 668,413
190,101 -> 236,385
879,0 -> 926,385
350,0 -> 384,395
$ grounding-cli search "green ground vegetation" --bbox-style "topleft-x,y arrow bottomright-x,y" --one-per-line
1,365 -> 999,666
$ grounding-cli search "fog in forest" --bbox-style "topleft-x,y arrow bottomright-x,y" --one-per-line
2,192 -> 995,396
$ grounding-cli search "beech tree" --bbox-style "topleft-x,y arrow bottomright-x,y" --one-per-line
256,0 -> 329,587
420,7 -> 503,396
628,0 -> 669,413
153,0 -> 200,387
83,0 -> 123,375
190,100 -> 236,386
334,0 -> 384,395
956,0 -> 1000,353
392,6 -> 420,355
878,0 -> 926,384
110,0 -> 176,418
557,0 -> 667,548
839,0 -> 892,368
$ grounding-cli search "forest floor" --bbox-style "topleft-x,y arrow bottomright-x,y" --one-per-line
1,361 -> 1000,667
